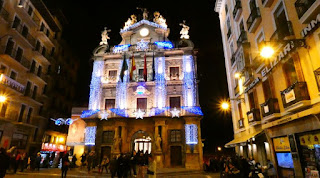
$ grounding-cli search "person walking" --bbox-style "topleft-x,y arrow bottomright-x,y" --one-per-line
80,152 -> 87,169
0,148 -> 10,178
109,156 -> 118,178
130,151 -> 137,177
87,151 -> 94,173
35,152 -> 42,171
61,152 -> 70,178
147,156 -> 156,178
71,154 -> 77,168
14,151 -> 21,173
20,153 -> 26,172
100,156 -> 109,174
137,152 -> 146,178
266,160 -> 276,178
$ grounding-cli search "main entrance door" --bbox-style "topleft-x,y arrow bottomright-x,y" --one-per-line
101,146 -> 111,160
131,130 -> 152,154
170,146 -> 182,166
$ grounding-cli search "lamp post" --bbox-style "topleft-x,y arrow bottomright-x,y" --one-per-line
0,95 -> 7,103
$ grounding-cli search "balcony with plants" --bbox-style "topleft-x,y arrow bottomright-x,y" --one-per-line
260,98 -> 280,122
247,108 -> 261,126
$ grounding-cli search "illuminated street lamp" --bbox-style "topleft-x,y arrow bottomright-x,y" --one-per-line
220,101 -> 230,111
260,46 -> 275,59
0,95 -> 7,103
217,146 -> 222,151
234,72 -> 241,79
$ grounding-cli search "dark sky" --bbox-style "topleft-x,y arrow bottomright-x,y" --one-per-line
44,0 -> 233,154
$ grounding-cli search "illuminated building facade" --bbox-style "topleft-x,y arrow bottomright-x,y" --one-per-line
216,0 -> 320,177
67,12 -> 203,169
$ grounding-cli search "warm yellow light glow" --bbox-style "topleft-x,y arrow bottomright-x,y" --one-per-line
234,72 -> 241,79
217,147 -> 222,151
221,102 -> 230,111
140,28 -> 149,37
260,46 -> 275,58
0,95 -> 7,103
59,137 -> 65,143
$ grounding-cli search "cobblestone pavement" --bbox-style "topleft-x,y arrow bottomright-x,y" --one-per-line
4,168 -> 220,178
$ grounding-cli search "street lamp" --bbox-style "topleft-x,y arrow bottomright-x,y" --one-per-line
220,101 -> 230,111
260,46 -> 275,58
0,95 -> 7,103
234,72 -> 241,79
217,146 -> 222,151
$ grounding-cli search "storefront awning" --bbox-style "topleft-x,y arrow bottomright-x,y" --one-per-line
225,130 -> 264,148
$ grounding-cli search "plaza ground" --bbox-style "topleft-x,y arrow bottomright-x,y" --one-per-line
4,168 -> 219,178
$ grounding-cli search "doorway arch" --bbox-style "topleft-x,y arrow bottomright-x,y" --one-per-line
131,130 -> 153,154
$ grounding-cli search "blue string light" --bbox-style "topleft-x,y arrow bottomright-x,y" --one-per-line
181,106 -> 203,115
113,44 -> 131,53
85,126 -> 97,146
183,55 -> 196,107
81,110 -> 100,118
116,59 -> 129,109
120,20 -> 167,33
89,61 -> 104,110
185,124 -> 198,145
155,41 -> 174,49
155,57 -> 167,109
110,108 -> 128,117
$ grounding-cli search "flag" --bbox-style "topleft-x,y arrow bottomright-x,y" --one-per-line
130,54 -> 136,81
143,53 -> 147,81
152,51 -> 155,81
120,53 -> 128,82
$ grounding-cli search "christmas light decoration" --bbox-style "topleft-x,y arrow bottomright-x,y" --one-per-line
155,57 -> 167,109
116,59 -> 129,109
149,107 -> 169,116
89,61 -> 104,110
170,107 -> 180,118
85,126 -> 97,146
110,108 -> 128,117
99,110 -> 109,120
80,110 -> 100,118
183,55 -> 196,107
134,109 -> 145,119
181,106 -> 203,115
51,118 -> 78,125
185,124 -> 198,145
120,19 -> 167,33
155,41 -> 174,49
136,86 -> 146,95
137,39 -> 149,51
113,44 -> 131,53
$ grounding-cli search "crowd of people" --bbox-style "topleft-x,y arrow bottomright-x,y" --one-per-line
79,150 -> 156,178
204,156 -> 276,178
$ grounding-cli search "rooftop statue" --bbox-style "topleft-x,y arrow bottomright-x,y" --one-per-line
153,11 -> 167,28
180,20 -> 190,40
137,7 -> 148,20
123,14 -> 137,30
100,27 -> 111,45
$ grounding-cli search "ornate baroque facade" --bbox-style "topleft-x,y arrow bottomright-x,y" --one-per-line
67,12 -> 203,169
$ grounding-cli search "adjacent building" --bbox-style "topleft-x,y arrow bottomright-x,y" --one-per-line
0,0 -> 78,155
67,12 -> 203,169
215,0 -> 320,177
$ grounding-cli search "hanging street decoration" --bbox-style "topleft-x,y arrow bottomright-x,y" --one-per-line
51,118 -> 78,126
137,39 -> 149,51
170,107 -> 181,118
134,109 -> 145,119
80,109 -> 100,118
99,110 -> 109,120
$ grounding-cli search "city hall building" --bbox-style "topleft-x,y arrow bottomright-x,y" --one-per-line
66,11 -> 203,169
216,0 -> 320,177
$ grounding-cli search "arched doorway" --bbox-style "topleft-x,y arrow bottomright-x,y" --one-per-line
131,130 -> 152,154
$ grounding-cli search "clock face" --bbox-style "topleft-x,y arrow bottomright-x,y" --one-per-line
140,28 -> 149,37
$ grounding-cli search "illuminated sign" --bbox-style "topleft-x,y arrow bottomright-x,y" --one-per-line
155,41 -> 174,49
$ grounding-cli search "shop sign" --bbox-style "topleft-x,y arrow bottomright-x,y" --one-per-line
244,78 -> 260,93
273,137 -> 291,152
41,143 -> 66,152
261,41 -> 304,77
300,133 -> 320,146
301,13 -> 320,37
264,105 -> 269,114
248,113 -> 254,122
284,89 -> 296,103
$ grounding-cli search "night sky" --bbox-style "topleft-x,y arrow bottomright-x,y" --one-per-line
43,0 -> 233,154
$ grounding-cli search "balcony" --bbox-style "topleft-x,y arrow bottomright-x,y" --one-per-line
15,2 -> 40,26
238,118 -> 244,129
28,67 -> 48,83
237,31 -> 248,47
270,21 -> 294,41
233,0 -> 242,21
281,82 -> 311,112
0,5 -> 9,22
0,46 -> 31,69
262,0 -> 274,7
247,8 -> 262,33
227,28 -> 232,39
0,74 -> 25,93
295,0 -> 320,23
24,89 -> 43,105
260,98 -> 281,122
247,108 -> 261,125
33,47 -> 53,63
234,84 -> 240,96
38,26 -> 55,46
11,24 -> 36,48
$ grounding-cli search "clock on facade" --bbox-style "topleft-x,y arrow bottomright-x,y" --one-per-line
140,28 -> 149,37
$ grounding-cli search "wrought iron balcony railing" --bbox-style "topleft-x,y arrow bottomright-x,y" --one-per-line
295,0 -> 316,18
246,8 -> 261,33
0,74 -> 25,93
0,5 -> 9,22
270,21 -> 294,41
11,23 -> 36,47
260,98 -> 280,117
0,46 -> 31,69
281,82 -> 310,108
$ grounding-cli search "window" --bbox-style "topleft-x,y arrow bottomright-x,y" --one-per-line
138,69 -> 144,79
0,64 -> 7,74
102,131 -> 114,144
27,5 -> 33,16
18,104 -> 26,122
25,81 -> 31,96
248,90 -> 258,109
15,47 -> 23,62
170,96 -> 181,108
0,102 -> 8,117
105,99 -> 115,110
108,70 -> 117,81
41,47 -> 46,56
283,58 -> 298,87
227,18 -> 232,38
5,38 -> 15,55
33,128 -> 38,142
37,65 -> 42,76
273,2 -> 290,40
11,133 -> 28,149
170,130 -> 182,143
43,85 -> 47,95
314,68 -> 320,91
32,85 -> 37,99
26,107 -> 32,123
51,47 -> 55,56
238,102 -> 243,119
10,71 -> 17,80
35,41 -> 41,51
262,77 -> 275,100
12,16 -> 21,29
170,67 -> 179,80
57,65 -> 61,74
21,25 -> 29,38
137,98 -> 147,110
30,60 -> 36,73
40,23 -> 45,32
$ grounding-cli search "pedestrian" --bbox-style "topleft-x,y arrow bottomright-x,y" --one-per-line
61,152 -> 70,178
72,154 -> 77,168
130,150 -> 137,177
240,156 -> 249,178
87,151 -> 94,173
0,148 -> 10,178
80,152 -> 87,169
20,153 -> 26,172
266,159 -> 276,178
228,163 -> 240,178
137,152 -> 146,178
117,154 -> 124,178
100,156 -> 109,174
109,156 -> 118,178
35,152 -> 41,171
14,151 -> 21,173
147,155 -> 156,178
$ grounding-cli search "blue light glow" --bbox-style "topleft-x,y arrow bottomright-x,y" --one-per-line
89,61 -> 104,110
120,20 -> 167,33
155,41 -> 173,49
110,108 -> 128,117
183,55 -> 196,107
55,119 -> 63,126
185,124 -> 198,145
85,126 -> 97,146
113,44 -> 131,53
149,107 -> 169,116
81,110 -> 100,118
181,106 -> 203,115
65,118 -> 73,125
116,59 -> 129,109
155,57 -> 167,109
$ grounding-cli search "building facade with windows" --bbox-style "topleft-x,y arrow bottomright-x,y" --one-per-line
216,0 -> 320,177
0,0 -> 78,155
67,12 -> 203,169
